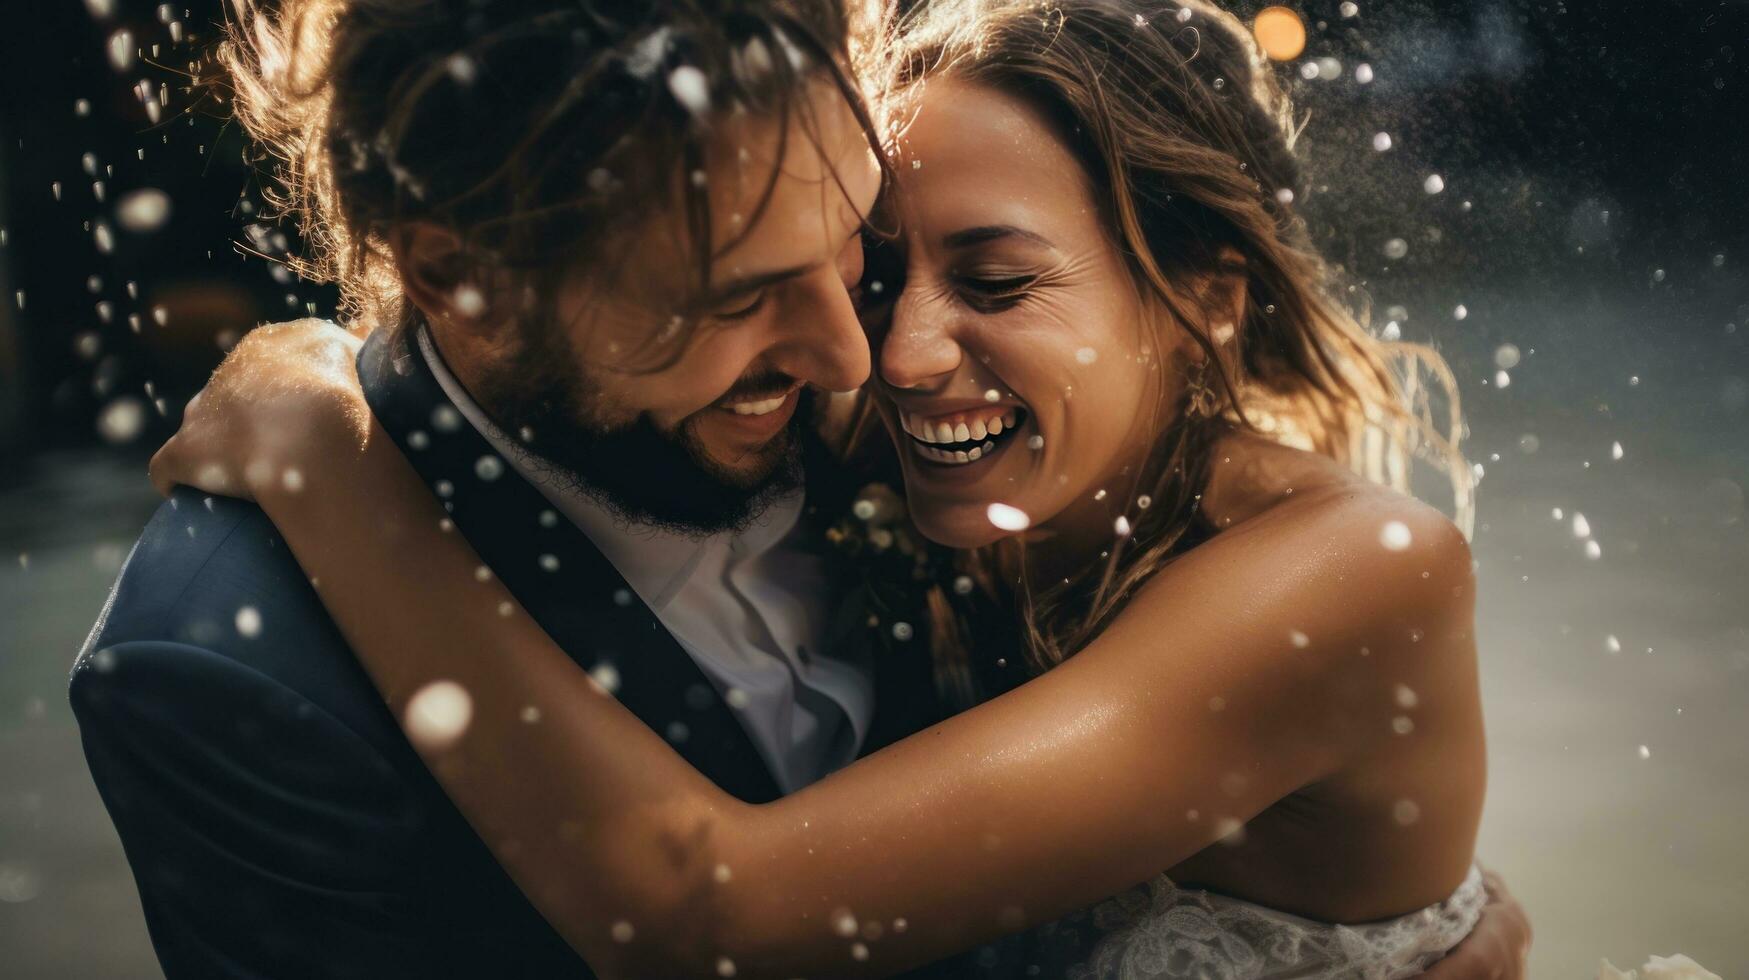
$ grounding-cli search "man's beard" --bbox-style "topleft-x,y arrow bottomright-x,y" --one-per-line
470,324 -> 807,537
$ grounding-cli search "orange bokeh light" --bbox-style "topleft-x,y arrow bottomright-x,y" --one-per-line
1253,6 -> 1308,62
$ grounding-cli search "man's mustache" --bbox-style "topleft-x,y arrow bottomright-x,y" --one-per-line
716,372 -> 800,404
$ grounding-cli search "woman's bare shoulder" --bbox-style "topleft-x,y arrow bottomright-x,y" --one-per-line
1114,440 -> 1476,720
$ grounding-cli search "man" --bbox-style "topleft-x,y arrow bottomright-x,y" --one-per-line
72,1 -> 1527,977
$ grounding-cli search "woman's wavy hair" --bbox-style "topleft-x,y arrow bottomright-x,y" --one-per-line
213,0 -> 875,369
865,0 -> 1473,698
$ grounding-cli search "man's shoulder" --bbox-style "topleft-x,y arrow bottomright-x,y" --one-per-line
75,487 -> 404,753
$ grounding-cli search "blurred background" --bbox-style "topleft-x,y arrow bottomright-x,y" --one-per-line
1,0 -> 1744,976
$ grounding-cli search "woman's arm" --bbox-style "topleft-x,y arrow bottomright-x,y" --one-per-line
153,334 -> 1477,977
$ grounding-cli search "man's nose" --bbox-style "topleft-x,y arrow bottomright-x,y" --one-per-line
769,268 -> 871,393
879,292 -> 961,391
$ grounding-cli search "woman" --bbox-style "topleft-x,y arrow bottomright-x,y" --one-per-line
156,1 -> 1495,976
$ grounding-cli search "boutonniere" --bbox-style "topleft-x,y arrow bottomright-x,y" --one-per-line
823,482 -> 939,651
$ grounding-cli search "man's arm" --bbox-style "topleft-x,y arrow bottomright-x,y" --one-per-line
72,639 -> 431,978
1422,869 -> 1533,979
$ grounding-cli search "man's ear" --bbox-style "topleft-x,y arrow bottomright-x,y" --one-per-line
390,222 -> 501,334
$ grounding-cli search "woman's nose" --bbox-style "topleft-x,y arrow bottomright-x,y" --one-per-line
879,294 -> 962,390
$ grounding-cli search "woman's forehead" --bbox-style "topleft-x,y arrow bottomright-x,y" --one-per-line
896,79 -> 1098,237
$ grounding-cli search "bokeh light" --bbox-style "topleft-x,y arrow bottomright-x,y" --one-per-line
1253,6 -> 1308,62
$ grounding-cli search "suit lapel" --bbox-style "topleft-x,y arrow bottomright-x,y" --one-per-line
357,326 -> 782,804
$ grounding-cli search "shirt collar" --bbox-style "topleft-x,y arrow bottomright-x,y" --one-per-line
415,327 -> 805,610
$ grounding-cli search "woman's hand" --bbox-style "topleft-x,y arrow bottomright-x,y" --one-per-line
149,319 -> 370,501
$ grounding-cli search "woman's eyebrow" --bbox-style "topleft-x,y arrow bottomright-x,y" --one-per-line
941,224 -> 1058,250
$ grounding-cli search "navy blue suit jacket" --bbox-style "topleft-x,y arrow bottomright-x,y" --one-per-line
71,326 -> 962,978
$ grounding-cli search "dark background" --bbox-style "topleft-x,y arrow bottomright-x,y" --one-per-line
2,1 -> 1745,976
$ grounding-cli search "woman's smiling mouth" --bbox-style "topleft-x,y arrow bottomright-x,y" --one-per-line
900,405 -> 1030,466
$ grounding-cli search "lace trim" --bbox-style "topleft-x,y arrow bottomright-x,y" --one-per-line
1051,865 -> 1487,980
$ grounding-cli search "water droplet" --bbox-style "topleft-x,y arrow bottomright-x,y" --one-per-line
1340,1 -> 1359,17
1494,344 -> 1521,370
668,65 -> 711,115
452,284 -> 486,317
1114,516 -> 1132,537
538,554 -> 560,572
431,405 -> 463,432
235,606 -> 262,638
1605,635 -> 1621,653
1610,441 -> 1624,461
1382,238 -> 1408,260
591,664 -> 621,695
1372,131 -> 1393,152
116,188 -> 171,232
953,575 -> 975,595
1354,62 -> 1374,84
1584,540 -> 1602,560
96,397 -> 146,443
1494,370 -> 1512,389
1395,684 -> 1419,709
475,455 -> 504,481
1423,174 -> 1446,195
1215,817 -> 1247,846
405,680 -> 473,751
107,30 -> 135,71
1637,745 -> 1651,760
1393,799 -> 1421,825
1289,629 -> 1311,649
1453,304 -> 1468,321
1075,346 -> 1098,365
891,621 -> 914,641
1379,520 -> 1413,551
852,499 -> 877,520
987,503 -> 1032,531
611,921 -> 635,943
1392,715 -> 1415,735
446,53 -> 476,84
1571,513 -> 1591,538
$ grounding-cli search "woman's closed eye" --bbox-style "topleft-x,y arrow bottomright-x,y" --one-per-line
954,272 -> 1040,312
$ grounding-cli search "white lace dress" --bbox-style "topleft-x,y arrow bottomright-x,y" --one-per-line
1027,865 -> 1487,979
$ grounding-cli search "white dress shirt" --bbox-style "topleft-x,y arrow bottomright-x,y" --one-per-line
419,331 -> 873,792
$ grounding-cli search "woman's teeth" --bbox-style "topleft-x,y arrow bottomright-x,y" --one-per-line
725,393 -> 789,416
902,408 -> 1022,466
902,408 -> 1016,445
